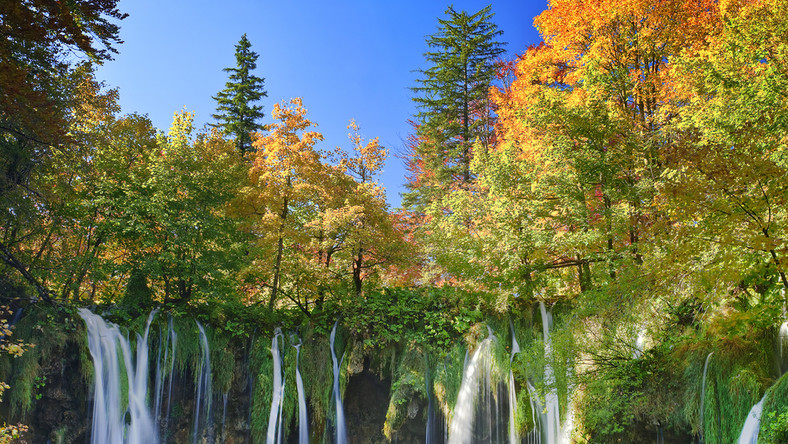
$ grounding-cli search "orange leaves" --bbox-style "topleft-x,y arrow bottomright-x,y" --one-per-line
248,98 -> 326,197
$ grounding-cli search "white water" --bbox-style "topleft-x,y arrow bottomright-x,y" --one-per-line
737,395 -> 765,444
447,328 -> 495,444
509,321 -> 521,444
79,308 -> 158,444
539,302 -> 562,444
153,316 -> 175,432
193,321 -> 213,444
266,328 -> 285,444
633,327 -> 646,359
294,341 -> 309,444
330,321 -> 348,444
700,352 -> 713,442
526,382 -> 542,444
164,318 -> 177,433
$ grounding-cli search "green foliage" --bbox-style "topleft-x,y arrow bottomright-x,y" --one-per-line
0,305 -> 85,419
761,372 -> 788,444
432,342 -> 466,414
383,346 -> 427,438
343,287 -> 482,350
298,323 -> 334,440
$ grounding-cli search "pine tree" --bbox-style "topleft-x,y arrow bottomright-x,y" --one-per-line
403,5 -> 505,212
212,34 -> 267,154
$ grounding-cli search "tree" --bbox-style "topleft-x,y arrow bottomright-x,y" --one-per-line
403,4 -> 505,212
0,0 -> 126,301
313,121 -> 409,298
241,98 -> 326,310
212,34 -> 267,155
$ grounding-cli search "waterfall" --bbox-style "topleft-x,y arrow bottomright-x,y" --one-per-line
330,321 -> 348,444
426,368 -> 435,444
294,341 -> 309,444
222,392 -> 228,439
266,328 -> 285,444
509,321 -> 521,444
164,317 -> 177,434
539,302 -> 561,444
447,328 -> 495,444
193,321 -> 213,444
633,327 -> 646,359
153,316 -> 175,432
526,382 -> 542,444
700,352 -> 713,443
79,308 -> 158,444
737,395 -> 765,444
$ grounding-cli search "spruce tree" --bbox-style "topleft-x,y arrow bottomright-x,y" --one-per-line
404,5 -> 505,212
212,34 -> 267,154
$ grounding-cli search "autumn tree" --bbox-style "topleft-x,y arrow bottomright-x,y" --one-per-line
311,121 -> 409,298
661,0 -> 788,300
476,0 -> 719,301
97,111 -> 246,304
241,98 -> 326,310
403,5 -> 505,213
0,64 -> 125,302
212,34 -> 267,155
0,0 -> 125,301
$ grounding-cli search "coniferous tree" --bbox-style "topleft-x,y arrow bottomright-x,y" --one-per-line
212,34 -> 267,154
403,5 -> 505,213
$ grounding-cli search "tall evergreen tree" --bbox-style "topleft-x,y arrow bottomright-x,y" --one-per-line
212,34 -> 267,154
403,5 -> 505,212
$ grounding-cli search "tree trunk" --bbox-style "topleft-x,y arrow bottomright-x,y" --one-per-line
269,194 -> 289,310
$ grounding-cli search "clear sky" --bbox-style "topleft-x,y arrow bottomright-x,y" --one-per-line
96,1 -> 548,208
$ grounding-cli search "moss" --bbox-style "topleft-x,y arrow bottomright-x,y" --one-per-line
249,333 -> 273,443
383,346 -> 427,439
760,372 -> 788,443
209,329 -> 234,395
2,305 -> 82,419
433,341 -> 466,416
702,361 -> 764,444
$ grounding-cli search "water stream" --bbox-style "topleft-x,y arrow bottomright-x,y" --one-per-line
193,321 -> 213,444
294,340 -> 309,444
79,308 -> 158,444
447,328 -> 495,444
330,321 -> 348,444
266,328 -> 285,444
737,395 -> 765,444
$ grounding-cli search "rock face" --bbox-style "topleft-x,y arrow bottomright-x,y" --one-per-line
344,356 -> 391,444
25,338 -> 89,443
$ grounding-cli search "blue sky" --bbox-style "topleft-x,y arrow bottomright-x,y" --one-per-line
96,1 -> 547,208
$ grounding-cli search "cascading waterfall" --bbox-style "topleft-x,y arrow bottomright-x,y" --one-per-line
294,340 -> 309,444
526,382 -> 542,444
539,302 -> 561,444
153,315 -> 175,433
330,321 -> 348,444
79,308 -> 158,444
737,395 -> 765,444
509,321 -> 521,444
447,327 -> 496,444
266,328 -> 285,444
700,352 -> 713,443
164,318 -> 177,434
193,321 -> 213,444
